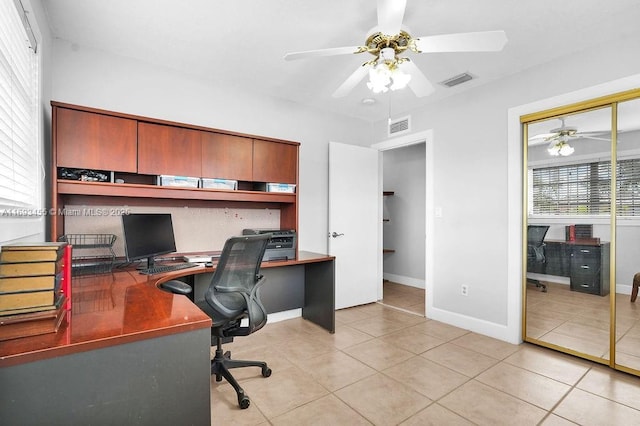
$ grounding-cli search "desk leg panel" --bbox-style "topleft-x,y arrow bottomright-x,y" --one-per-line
0,328 -> 211,426
303,260 -> 335,333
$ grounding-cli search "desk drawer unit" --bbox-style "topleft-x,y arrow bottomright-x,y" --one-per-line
569,243 -> 610,296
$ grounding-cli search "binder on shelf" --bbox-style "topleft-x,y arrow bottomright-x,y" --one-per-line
0,242 -> 67,263
0,273 -> 62,293
0,259 -> 64,277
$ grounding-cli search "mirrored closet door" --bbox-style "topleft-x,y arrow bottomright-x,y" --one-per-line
523,89 -> 640,376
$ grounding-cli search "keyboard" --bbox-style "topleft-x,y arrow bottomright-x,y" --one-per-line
138,262 -> 199,275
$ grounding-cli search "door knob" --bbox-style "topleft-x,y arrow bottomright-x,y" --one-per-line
330,232 -> 344,238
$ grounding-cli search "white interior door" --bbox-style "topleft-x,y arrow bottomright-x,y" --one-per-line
329,141 -> 380,309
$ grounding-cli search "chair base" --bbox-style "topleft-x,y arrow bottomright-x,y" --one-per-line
527,278 -> 547,292
211,347 -> 272,409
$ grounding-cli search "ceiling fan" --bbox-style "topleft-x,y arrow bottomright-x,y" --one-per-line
283,0 -> 508,98
529,117 -> 611,156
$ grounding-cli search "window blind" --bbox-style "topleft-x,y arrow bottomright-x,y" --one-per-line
0,0 -> 39,210
532,158 -> 640,216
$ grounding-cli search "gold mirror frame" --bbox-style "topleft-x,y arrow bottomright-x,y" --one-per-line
521,88 -> 640,375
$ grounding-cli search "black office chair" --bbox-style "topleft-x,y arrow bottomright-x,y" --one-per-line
161,233 -> 273,409
527,225 -> 550,292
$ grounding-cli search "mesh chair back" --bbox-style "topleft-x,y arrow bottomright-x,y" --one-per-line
205,233 -> 271,334
527,225 -> 549,246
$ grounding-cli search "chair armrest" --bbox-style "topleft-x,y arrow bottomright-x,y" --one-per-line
160,280 -> 193,295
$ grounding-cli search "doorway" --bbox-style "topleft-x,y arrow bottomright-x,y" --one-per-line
372,130 -> 434,317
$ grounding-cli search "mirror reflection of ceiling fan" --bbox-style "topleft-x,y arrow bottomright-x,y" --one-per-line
529,117 -> 611,156
283,0 -> 508,98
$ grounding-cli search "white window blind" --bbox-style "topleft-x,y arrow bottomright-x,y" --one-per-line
0,0 -> 39,210
532,158 -> 640,216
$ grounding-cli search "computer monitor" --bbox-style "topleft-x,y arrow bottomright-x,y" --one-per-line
121,213 -> 177,268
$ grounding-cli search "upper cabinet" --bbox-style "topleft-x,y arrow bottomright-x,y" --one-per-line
253,139 -> 297,184
138,123 -> 202,176
51,102 -> 300,240
55,107 -> 137,172
201,132 -> 253,181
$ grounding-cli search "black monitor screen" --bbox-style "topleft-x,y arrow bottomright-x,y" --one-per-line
121,213 -> 176,267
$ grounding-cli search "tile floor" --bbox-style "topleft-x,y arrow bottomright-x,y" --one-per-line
527,281 -> 640,371
211,300 -> 640,425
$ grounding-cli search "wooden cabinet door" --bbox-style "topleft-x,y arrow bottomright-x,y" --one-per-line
138,123 -> 202,176
252,139 -> 297,184
56,108 -> 137,172
201,133 -> 253,180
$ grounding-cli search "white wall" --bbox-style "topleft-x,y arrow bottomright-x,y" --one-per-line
50,39 -> 371,254
0,0 -> 53,245
373,34 -> 640,343
382,143 -> 426,287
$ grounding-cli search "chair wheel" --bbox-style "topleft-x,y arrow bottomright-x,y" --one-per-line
262,366 -> 272,378
238,395 -> 250,409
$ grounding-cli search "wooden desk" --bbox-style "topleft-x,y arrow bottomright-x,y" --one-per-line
0,251 -> 334,425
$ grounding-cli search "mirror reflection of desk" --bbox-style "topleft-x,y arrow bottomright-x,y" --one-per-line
528,239 -> 610,296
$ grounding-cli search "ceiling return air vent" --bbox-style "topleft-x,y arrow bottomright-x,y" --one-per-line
439,72 -> 474,88
388,115 -> 411,137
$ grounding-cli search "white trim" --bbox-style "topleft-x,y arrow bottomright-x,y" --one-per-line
266,308 -> 301,324
428,306 -> 518,344
383,273 -> 425,289
372,130 -> 434,321
508,72 -> 640,344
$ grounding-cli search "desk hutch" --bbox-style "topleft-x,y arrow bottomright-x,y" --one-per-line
50,101 -> 300,241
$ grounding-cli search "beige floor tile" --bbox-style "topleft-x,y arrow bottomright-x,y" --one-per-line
503,344 -> 591,385
335,306 -> 376,324
383,356 -> 469,400
539,331 -> 609,359
347,316 -> 408,337
241,366 -> 329,419
421,342 -> 499,377
577,365 -> 640,410
439,380 -> 547,425
211,381 -> 268,425
378,328 -> 447,354
335,373 -> 431,426
295,350 -> 377,392
399,403 -> 474,426
475,362 -> 571,410
451,332 -> 521,360
270,394 -> 371,426
553,388 -> 640,425
330,324 -> 374,350
278,335 -> 338,364
407,320 -> 470,341
540,413 -> 582,425
343,338 -> 414,370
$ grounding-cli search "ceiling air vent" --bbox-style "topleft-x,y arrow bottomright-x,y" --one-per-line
440,72 -> 474,88
388,115 -> 411,137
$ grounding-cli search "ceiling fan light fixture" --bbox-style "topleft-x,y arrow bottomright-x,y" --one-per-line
547,140 -> 574,156
366,57 -> 411,94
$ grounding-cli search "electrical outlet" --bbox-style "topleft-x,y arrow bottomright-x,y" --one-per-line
461,285 -> 469,296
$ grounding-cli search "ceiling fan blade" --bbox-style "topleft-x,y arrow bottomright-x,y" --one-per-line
332,63 -> 371,98
529,132 -> 557,141
284,46 -> 365,61
399,60 -> 434,97
377,0 -> 407,35
414,30 -> 508,53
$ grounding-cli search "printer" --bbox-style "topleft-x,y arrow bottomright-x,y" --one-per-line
242,229 -> 296,261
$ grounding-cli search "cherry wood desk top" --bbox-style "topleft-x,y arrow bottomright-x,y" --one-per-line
0,251 -> 334,368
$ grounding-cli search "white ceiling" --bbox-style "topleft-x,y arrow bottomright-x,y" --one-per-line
42,0 -> 640,122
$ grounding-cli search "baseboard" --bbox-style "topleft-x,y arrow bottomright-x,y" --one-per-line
428,306 -> 520,345
383,273 -> 425,289
267,308 -> 302,324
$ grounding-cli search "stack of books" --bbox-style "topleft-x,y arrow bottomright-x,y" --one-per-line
0,242 -> 72,341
